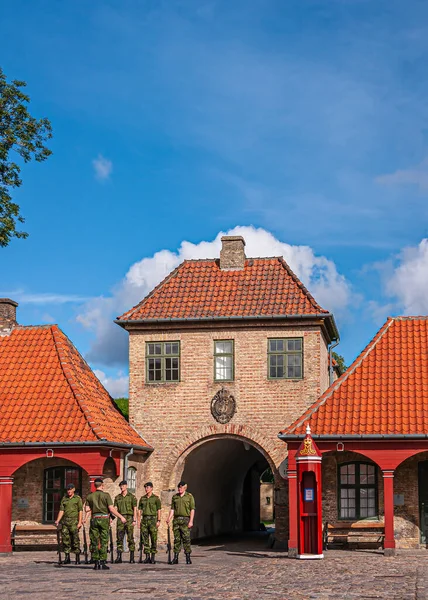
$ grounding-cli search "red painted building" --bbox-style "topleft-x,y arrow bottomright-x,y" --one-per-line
281,316 -> 428,556
0,299 -> 151,553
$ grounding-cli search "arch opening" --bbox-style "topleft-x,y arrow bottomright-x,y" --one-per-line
180,437 -> 272,540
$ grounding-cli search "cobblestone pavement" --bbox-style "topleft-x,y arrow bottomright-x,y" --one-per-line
2,535 -> 428,600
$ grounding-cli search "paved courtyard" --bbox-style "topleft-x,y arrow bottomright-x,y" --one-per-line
1,535 -> 428,600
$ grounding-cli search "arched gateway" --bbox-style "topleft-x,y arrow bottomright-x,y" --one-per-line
116,236 -> 339,548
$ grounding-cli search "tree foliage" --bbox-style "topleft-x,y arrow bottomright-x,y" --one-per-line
332,351 -> 347,373
113,397 -> 129,421
260,467 -> 274,483
0,67 -> 52,247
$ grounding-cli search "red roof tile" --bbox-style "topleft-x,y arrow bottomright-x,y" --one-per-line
281,317 -> 428,438
117,258 -> 332,323
0,325 -> 151,448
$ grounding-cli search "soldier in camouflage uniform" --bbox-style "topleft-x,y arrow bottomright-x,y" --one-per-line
84,478 -> 126,570
166,481 -> 195,565
138,482 -> 161,564
55,483 -> 83,564
114,480 -> 137,564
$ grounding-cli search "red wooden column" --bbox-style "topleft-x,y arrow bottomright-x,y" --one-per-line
0,477 -> 14,553
383,469 -> 396,556
287,449 -> 298,558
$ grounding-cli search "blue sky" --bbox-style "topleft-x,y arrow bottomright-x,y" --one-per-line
2,0 -> 428,395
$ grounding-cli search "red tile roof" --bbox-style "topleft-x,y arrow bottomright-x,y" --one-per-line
281,317 -> 428,438
0,325 -> 151,449
117,258 -> 334,325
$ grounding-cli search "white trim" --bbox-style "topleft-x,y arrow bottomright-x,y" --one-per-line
297,553 -> 324,560
296,456 -> 322,463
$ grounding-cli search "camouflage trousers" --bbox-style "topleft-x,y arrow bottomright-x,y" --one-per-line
116,515 -> 135,551
173,516 -> 191,554
61,518 -> 80,554
141,516 -> 158,554
89,517 -> 110,561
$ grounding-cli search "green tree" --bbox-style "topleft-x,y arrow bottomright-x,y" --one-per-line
113,397 -> 129,421
0,67 -> 52,247
332,351 -> 347,373
260,467 -> 274,483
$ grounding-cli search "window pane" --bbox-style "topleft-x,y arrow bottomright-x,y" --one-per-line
215,356 -> 232,380
269,340 -> 277,352
147,344 -> 155,355
215,341 -> 233,354
277,366 -> 284,378
270,366 -> 276,378
165,343 -> 172,354
287,339 -> 302,352
127,467 -> 136,493
287,364 -> 302,378
171,343 -> 179,355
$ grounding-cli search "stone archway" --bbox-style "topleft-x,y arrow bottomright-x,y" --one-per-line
162,432 -> 284,542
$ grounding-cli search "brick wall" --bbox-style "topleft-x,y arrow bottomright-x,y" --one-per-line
12,458 -> 91,525
128,321 -> 331,545
260,483 -> 274,522
322,451 -> 428,549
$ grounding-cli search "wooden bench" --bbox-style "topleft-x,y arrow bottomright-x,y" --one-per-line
11,524 -> 58,550
323,521 -> 385,550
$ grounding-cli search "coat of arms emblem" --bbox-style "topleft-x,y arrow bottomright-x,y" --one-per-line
211,388 -> 236,424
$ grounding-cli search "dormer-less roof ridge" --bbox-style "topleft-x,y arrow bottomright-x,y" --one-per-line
117,256 -> 335,338
280,318 -> 394,437
276,256 -> 326,314
50,325 -> 105,441
280,316 -> 428,439
0,324 -> 152,450
118,261 -> 185,321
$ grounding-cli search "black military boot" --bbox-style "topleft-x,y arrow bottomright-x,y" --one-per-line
63,553 -> 71,565
93,560 -> 100,570
171,553 -> 179,564
100,560 -> 110,570
143,553 -> 151,564
150,554 -> 156,564
114,551 -> 122,564
129,551 -> 135,564
75,553 -> 81,565
185,553 -> 192,565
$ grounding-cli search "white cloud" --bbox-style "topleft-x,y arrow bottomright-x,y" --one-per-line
94,369 -> 129,398
0,290 -> 90,304
92,154 -> 113,181
376,157 -> 428,191
41,313 -> 56,323
77,226 -> 352,367
385,239 -> 428,314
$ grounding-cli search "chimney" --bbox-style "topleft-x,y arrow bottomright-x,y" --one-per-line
0,298 -> 18,336
220,236 -> 246,271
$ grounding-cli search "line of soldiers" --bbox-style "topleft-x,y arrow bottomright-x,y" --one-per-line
55,477 -> 195,570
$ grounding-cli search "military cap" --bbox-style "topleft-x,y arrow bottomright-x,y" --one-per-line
119,480 -> 127,486
144,481 -> 153,488
177,481 -> 186,487
66,483 -> 75,490
94,477 -> 103,484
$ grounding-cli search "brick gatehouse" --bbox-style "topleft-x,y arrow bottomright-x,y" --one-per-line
116,236 -> 339,547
